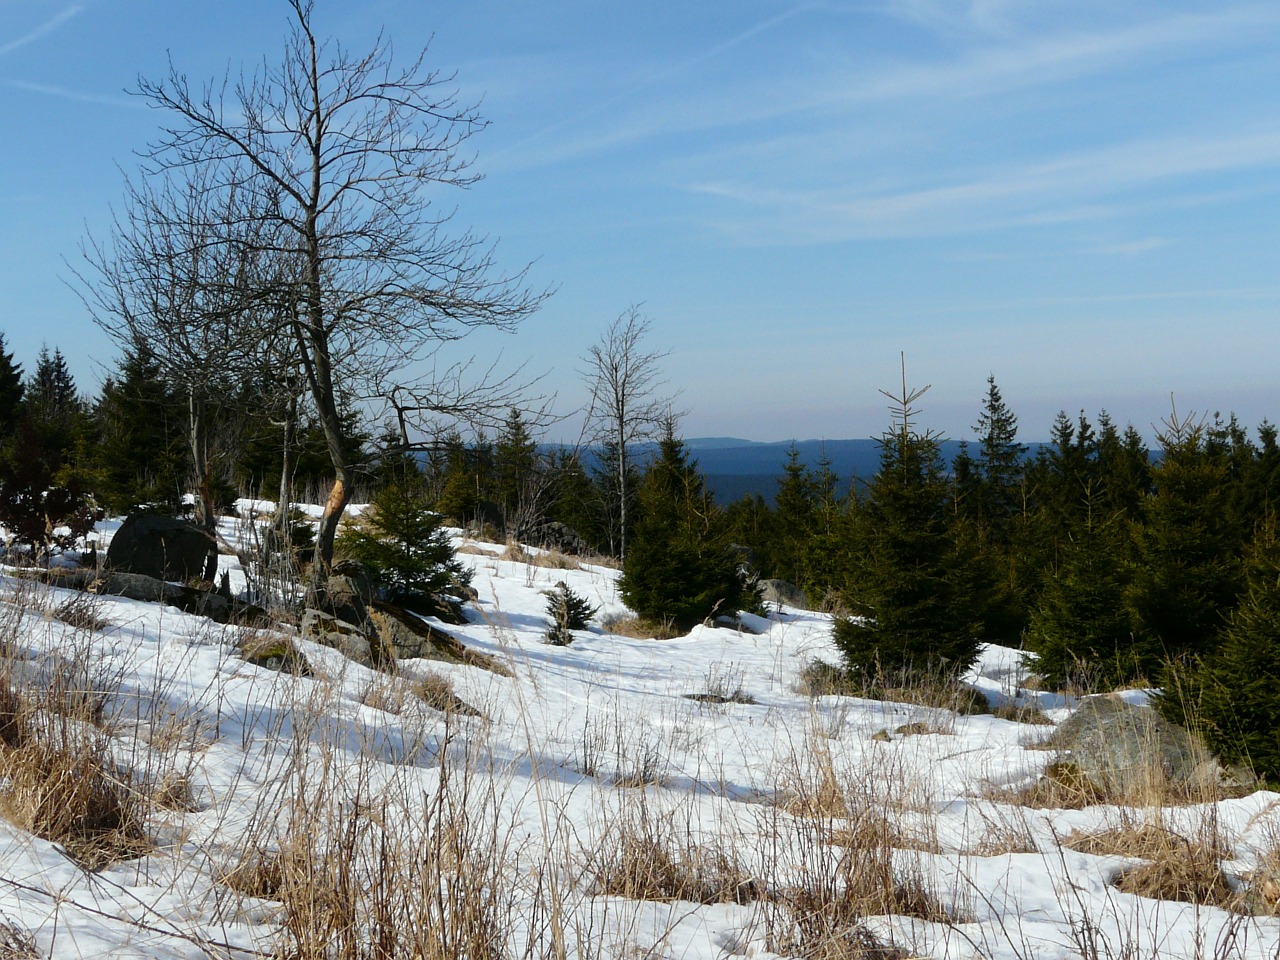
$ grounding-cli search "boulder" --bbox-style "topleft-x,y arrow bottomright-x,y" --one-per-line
759,579 -> 809,609
107,513 -> 217,583
300,608 -> 378,668
1046,696 -> 1223,798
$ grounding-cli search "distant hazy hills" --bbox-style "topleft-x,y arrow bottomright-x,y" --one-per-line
550,436 -> 1049,504
685,437 -> 972,504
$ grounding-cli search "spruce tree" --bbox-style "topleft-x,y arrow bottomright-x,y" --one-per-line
1126,409 -> 1243,674
94,343 -> 186,513
0,332 -> 24,438
494,408 -> 541,535
619,424 -> 747,630
971,376 -> 1025,539
834,372 -> 980,682
337,480 -> 471,603
1181,522 -> 1280,779
1026,498 -> 1138,690
771,443 -> 820,585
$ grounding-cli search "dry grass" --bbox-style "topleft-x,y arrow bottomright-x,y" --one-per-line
587,795 -> 757,904
1063,813 -> 1238,909
0,609 -> 161,870
413,671 -> 483,718
989,759 -> 1107,810
990,704 -> 1053,725
49,594 -> 113,634
794,660 -> 988,717
0,915 -> 39,960
762,728 -> 960,959
215,725 -> 571,960
966,807 -> 1040,856
499,541 -> 581,570
600,613 -> 681,641
239,629 -> 311,675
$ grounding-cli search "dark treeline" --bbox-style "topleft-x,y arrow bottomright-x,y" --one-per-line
5,330 -> 1279,776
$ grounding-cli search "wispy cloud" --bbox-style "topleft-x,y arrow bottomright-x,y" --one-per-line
0,5 -> 84,58
7,80 -> 135,109
490,5 -> 1280,173
688,127 -> 1280,243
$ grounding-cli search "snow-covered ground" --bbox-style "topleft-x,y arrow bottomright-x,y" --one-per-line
0,509 -> 1279,959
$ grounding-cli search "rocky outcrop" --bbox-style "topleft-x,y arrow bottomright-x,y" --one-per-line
300,608 -> 381,668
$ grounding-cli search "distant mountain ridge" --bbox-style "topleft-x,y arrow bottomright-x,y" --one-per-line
681,437 -> 1047,504
542,437 -> 1047,504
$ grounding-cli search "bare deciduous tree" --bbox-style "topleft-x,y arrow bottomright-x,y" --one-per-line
124,0 -> 546,578
79,167 -> 286,531
581,307 -> 673,560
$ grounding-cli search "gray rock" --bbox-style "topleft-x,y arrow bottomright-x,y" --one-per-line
759,578 -> 809,609
300,608 -> 378,667
107,513 -> 217,583
90,571 -> 230,621
1047,696 -> 1222,798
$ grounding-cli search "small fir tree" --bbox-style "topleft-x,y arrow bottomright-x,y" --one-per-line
0,331 -> 24,438
337,481 -> 471,603
94,343 -> 186,514
1177,522 -> 1280,779
834,367 -> 981,682
544,581 -> 599,645
1025,499 -> 1139,689
1126,409 -> 1243,675
619,423 -> 747,630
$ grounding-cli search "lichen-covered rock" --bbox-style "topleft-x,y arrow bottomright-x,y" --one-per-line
1047,696 -> 1222,798
300,608 -> 378,668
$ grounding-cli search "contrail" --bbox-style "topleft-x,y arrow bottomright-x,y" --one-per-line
0,5 -> 85,58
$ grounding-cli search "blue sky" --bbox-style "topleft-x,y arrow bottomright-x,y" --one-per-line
3,1 -> 1280,444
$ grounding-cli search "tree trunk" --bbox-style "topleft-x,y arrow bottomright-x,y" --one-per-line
188,387 -> 216,532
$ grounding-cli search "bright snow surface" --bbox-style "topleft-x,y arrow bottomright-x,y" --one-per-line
0,504 -> 1278,959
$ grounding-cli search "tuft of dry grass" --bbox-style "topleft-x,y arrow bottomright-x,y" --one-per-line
990,704 -> 1053,725
1063,815 -> 1237,908
991,759 -> 1106,810
499,540 -> 581,568
0,618 -> 159,870
50,594 -> 113,634
413,671 -> 483,718
239,629 -> 311,675
762,729 -> 960,959
794,660 -> 988,717
587,796 -> 757,905
0,915 -> 39,960
600,613 -> 681,641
